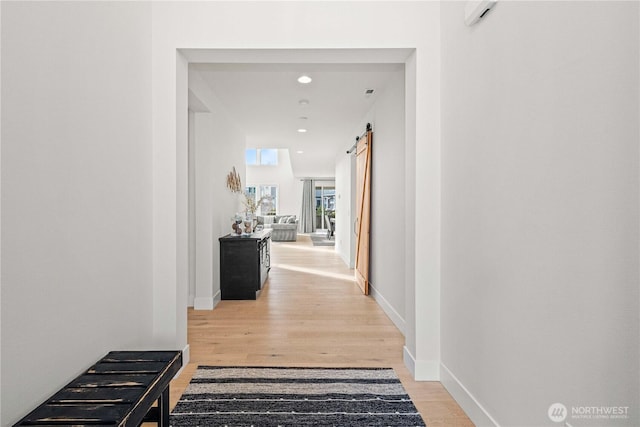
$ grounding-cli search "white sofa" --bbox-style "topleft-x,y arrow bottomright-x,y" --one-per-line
257,215 -> 298,241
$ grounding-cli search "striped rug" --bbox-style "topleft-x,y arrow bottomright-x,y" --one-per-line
170,366 -> 425,426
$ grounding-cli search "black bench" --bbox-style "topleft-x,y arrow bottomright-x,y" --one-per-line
13,350 -> 182,427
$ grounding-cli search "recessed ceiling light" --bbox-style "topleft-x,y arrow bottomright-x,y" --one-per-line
297,75 -> 312,84
296,150 -> 304,154
299,116 -> 308,120
297,128 -> 307,133
299,99 -> 309,105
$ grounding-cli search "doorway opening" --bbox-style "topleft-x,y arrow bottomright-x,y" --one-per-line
175,47 -> 426,378
315,181 -> 335,232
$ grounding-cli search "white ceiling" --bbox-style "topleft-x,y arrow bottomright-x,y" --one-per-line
190,63 -> 403,178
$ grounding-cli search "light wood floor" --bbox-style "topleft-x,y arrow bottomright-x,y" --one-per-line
168,234 -> 474,426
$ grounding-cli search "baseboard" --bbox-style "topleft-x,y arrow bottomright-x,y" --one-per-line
212,289 -> 221,309
188,293 -> 195,307
369,283 -> 406,335
175,344 -> 190,379
440,362 -> 499,427
403,346 -> 416,377
182,343 -> 190,366
403,346 -> 440,380
193,296 -> 214,310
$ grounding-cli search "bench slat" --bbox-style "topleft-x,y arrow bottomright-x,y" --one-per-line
101,351 -> 180,363
49,387 -> 145,404
18,403 -> 129,425
88,361 -> 169,374
68,374 -> 155,388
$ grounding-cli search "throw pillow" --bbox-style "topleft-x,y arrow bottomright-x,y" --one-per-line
278,216 -> 288,224
287,216 -> 296,224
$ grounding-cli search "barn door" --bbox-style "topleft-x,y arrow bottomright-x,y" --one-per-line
355,126 -> 372,295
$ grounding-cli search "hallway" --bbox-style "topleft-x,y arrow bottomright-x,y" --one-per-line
170,234 -> 473,426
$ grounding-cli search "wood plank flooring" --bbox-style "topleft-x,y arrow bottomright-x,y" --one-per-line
168,234 -> 474,426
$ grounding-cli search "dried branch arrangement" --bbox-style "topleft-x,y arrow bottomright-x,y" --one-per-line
226,167 -> 242,194
243,194 -> 272,215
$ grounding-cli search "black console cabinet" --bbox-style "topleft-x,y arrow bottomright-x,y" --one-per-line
219,229 -> 271,300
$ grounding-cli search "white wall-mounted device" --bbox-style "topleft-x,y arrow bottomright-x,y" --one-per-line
465,0 -> 496,26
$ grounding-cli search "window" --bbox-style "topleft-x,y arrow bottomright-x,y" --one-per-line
260,149 -> 278,165
246,185 -> 278,216
315,184 -> 335,229
259,185 -> 278,214
245,149 -> 258,165
245,186 -> 257,202
245,148 -> 278,166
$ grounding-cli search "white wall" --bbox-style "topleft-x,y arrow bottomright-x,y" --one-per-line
246,149 -> 303,217
335,153 -> 355,267
188,110 -> 196,306
345,71 -> 407,333
189,69 -> 246,310
440,2 -> 639,426
1,2 -> 154,425
403,52 -> 418,370
1,2 -> 4,421
370,72 -> 406,333
193,113 -> 216,308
